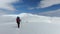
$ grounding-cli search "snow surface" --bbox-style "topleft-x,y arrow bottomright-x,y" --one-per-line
0,13 -> 60,34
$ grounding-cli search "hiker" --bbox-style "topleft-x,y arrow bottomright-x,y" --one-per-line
16,16 -> 21,28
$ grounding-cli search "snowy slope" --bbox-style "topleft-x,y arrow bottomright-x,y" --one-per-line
19,13 -> 60,24
19,13 -> 60,34
0,13 -> 60,34
0,16 -> 20,34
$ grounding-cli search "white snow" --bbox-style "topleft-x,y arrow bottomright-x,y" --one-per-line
0,13 -> 60,34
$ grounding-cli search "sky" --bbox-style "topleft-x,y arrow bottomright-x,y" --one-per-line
0,0 -> 60,16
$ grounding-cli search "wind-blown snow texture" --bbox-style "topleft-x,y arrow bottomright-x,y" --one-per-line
0,13 -> 60,34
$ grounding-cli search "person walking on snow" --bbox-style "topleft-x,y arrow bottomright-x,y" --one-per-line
16,16 -> 21,28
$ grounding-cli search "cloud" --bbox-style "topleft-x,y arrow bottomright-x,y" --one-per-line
0,0 -> 19,10
39,9 -> 60,17
28,0 -> 60,9
38,0 -> 60,8
0,0 -> 21,15
28,7 -> 35,10
28,7 -> 41,10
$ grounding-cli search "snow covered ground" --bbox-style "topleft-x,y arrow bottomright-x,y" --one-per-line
0,13 -> 60,34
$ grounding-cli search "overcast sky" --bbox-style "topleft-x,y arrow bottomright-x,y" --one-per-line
0,0 -> 60,16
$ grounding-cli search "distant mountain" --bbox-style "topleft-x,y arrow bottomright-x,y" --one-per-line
1,13 -> 60,24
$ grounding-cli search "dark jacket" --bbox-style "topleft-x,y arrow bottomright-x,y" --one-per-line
16,17 -> 21,23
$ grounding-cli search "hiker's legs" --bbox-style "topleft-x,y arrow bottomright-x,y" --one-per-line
17,22 -> 20,28
17,21 -> 20,28
18,23 -> 20,28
